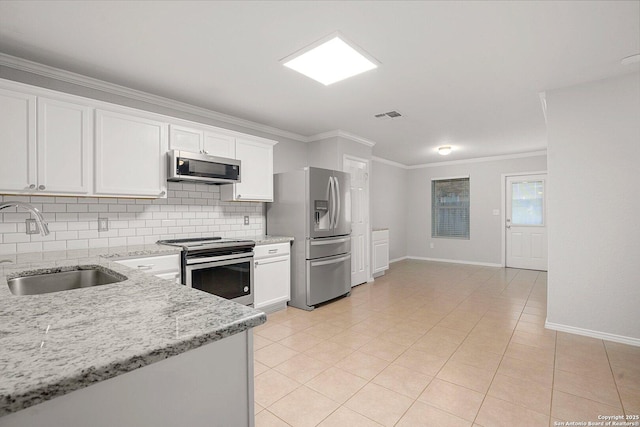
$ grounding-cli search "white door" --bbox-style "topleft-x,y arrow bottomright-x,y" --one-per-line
506,174 -> 548,271
343,156 -> 369,286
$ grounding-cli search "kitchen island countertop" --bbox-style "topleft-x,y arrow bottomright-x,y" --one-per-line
0,244 -> 266,416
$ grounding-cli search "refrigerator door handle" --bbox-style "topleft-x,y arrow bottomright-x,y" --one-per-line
334,176 -> 341,229
329,176 -> 336,229
310,254 -> 351,267
326,176 -> 334,229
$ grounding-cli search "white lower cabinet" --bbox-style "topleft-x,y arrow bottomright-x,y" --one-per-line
372,229 -> 390,278
254,242 -> 290,312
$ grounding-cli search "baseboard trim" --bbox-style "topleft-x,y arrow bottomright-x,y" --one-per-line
389,256 -> 408,264
406,256 -> 502,268
545,321 -> 640,347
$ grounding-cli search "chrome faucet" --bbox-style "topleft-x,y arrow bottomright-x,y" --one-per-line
0,201 -> 50,236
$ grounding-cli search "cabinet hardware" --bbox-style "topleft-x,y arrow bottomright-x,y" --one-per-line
38,184 -> 46,190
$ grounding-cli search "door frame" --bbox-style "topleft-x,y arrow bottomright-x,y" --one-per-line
343,154 -> 371,283
500,170 -> 547,267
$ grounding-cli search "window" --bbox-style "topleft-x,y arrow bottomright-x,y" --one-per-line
432,177 -> 470,239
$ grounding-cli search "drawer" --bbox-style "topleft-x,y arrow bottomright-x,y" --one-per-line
254,242 -> 290,259
114,254 -> 180,274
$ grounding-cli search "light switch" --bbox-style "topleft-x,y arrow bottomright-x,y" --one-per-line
492,209 -> 500,216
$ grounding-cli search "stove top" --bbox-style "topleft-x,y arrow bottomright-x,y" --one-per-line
157,237 -> 255,252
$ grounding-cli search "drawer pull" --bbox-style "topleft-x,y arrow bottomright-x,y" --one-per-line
268,249 -> 278,254
137,264 -> 154,270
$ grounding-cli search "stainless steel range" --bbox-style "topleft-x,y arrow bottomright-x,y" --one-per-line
157,237 -> 255,306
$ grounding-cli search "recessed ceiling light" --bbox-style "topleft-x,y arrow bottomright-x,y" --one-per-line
621,54 -> 640,66
438,146 -> 452,156
281,32 -> 379,86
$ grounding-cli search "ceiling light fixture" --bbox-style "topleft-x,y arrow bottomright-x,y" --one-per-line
281,32 -> 379,86
621,54 -> 640,66
438,146 -> 452,156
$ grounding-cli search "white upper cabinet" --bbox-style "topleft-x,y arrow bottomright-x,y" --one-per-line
221,137 -> 276,202
95,108 -> 168,198
169,124 -> 202,153
37,97 -> 92,194
0,86 -> 36,193
0,83 -> 91,195
169,123 -> 235,159
203,132 -> 235,159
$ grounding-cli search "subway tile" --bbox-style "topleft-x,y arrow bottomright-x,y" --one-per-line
126,236 -> 145,246
0,243 -> 17,255
3,233 -> 31,243
67,240 -> 89,250
17,242 -> 42,253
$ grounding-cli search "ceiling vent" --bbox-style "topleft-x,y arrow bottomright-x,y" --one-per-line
374,110 -> 402,119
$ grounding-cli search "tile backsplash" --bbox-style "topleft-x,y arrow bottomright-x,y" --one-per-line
0,182 -> 265,255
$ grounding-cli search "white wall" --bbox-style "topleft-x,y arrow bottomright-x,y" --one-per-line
371,160 -> 407,261
545,71 -> 640,343
406,155 -> 547,265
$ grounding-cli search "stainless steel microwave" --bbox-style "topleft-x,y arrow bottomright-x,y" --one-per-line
167,150 -> 241,184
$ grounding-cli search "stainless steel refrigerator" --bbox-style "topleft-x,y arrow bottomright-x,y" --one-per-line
267,167 -> 351,311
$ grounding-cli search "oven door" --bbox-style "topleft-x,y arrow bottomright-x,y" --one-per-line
185,253 -> 254,306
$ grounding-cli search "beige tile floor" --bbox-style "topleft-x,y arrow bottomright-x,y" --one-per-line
253,260 -> 640,427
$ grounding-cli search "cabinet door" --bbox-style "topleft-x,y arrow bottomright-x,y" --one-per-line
254,254 -> 290,310
37,97 -> 92,194
372,240 -> 389,274
0,87 -> 36,193
169,124 -> 203,152
203,131 -> 235,158
223,137 -> 274,201
95,109 -> 168,197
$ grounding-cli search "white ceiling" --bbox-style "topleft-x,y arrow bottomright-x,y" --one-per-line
0,1 -> 638,166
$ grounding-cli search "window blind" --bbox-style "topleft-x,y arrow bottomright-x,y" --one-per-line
431,177 -> 470,239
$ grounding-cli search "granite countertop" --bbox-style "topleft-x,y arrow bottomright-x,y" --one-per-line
0,244 -> 266,417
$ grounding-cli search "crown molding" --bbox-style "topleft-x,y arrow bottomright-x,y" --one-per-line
372,156 -> 409,169
308,129 -> 376,147
406,150 -> 547,169
0,52 -> 309,143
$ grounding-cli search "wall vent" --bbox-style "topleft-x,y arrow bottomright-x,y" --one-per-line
374,110 -> 402,119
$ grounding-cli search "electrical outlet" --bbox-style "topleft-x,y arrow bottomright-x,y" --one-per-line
429,242 -> 435,249
244,216 -> 249,225
492,209 -> 500,216
26,219 -> 39,235
98,217 -> 109,232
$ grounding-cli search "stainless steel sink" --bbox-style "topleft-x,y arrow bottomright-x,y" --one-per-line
7,266 -> 127,296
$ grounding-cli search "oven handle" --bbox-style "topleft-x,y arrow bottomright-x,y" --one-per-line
310,254 -> 351,267
185,252 -> 253,265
